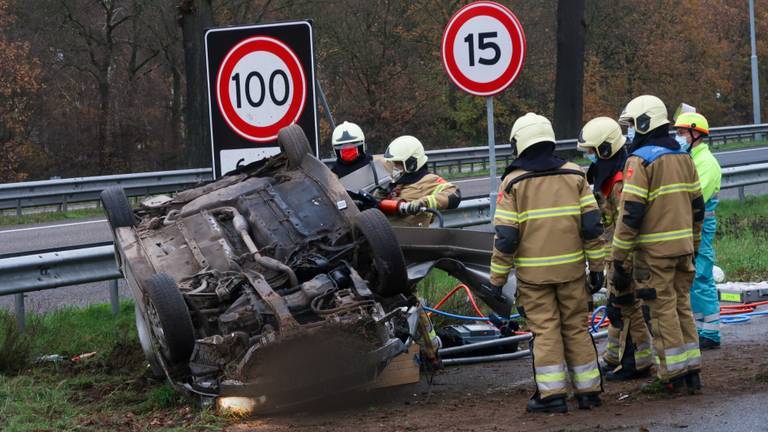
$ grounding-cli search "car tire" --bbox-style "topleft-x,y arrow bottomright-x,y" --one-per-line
144,273 -> 195,365
277,124 -> 311,169
100,186 -> 135,229
353,209 -> 409,297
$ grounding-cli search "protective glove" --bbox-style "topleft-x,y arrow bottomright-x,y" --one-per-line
605,300 -> 623,329
588,271 -> 605,294
486,283 -> 505,302
402,200 -> 426,215
612,260 -> 632,292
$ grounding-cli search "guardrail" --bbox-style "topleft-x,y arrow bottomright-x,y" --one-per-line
3,159 -> 766,330
0,169 -> 211,215
2,124 -> 767,215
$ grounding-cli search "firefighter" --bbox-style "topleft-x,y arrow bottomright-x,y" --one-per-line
674,111 -> 722,350
490,113 -> 605,413
378,135 -> 461,227
330,121 -> 374,178
578,117 -> 653,380
614,95 -> 705,393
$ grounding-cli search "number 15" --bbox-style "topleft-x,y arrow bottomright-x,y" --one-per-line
463,32 -> 500,67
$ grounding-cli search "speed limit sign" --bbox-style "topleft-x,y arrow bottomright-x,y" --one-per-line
206,21 -> 318,178
441,1 -> 526,96
441,1 -> 526,219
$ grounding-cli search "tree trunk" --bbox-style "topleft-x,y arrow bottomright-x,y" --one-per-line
553,0 -> 586,140
179,0 -> 213,168
169,65 -> 183,168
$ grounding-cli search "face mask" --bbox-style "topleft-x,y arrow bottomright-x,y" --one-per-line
586,153 -> 598,163
675,134 -> 690,152
339,146 -> 360,162
626,127 -> 635,142
391,167 -> 404,182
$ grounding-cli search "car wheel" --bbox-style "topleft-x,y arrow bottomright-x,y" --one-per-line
353,209 -> 409,297
100,186 -> 135,229
144,273 -> 195,365
134,303 -> 164,378
277,124 -> 311,169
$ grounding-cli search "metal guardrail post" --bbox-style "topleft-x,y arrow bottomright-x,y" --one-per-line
739,186 -> 746,203
109,279 -> 120,315
14,293 -> 25,332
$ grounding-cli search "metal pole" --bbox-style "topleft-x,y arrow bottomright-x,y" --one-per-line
315,79 -> 336,131
109,279 -> 120,315
443,330 -> 608,366
749,0 -> 762,128
439,333 -> 532,356
487,97 -> 497,219
14,293 -> 25,332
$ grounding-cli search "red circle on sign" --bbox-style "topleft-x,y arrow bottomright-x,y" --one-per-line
441,1 -> 526,96
216,36 -> 307,142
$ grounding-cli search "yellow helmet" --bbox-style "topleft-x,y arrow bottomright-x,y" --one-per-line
509,113 -> 556,156
619,95 -> 669,134
674,112 -> 709,135
384,135 -> 428,173
578,117 -> 627,159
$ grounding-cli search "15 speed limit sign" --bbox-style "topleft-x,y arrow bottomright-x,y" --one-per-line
441,1 -> 526,96
205,21 -> 318,178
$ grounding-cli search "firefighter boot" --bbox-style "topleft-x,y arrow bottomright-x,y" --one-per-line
641,375 -> 686,395
685,371 -> 702,394
526,393 -> 567,414
576,393 -> 602,410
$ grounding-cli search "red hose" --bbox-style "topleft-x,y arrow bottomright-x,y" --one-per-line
429,284 -> 486,319
719,300 -> 768,315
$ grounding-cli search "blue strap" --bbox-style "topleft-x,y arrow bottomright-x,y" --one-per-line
631,145 -> 686,164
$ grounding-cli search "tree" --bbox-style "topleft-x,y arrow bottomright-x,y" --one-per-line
178,0 -> 214,168
0,0 -> 43,182
553,0 -> 585,139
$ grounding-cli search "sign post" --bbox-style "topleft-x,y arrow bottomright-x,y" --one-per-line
441,1 -> 526,220
205,21 -> 319,178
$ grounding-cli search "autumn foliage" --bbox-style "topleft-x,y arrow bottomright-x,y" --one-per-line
0,0 -> 766,182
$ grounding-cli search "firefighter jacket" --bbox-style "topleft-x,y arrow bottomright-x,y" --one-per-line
612,141 -> 704,263
381,170 -> 461,227
596,171 -> 624,257
490,162 -> 605,286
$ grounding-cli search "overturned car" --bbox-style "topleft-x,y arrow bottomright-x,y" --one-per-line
101,125 -> 510,412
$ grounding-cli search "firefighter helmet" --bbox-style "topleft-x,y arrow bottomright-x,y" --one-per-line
578,117 -> 627,159
509,113 -> 556,156
619,95 -> 669,134
384,135 -> 428,173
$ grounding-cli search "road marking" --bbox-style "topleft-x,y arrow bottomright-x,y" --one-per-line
0,219 -> 107,235
716,147 -> 767,155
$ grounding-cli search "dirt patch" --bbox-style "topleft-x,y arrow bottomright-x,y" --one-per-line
229,342 -> 768,432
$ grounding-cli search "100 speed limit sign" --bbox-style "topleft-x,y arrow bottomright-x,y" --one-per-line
216,36 -> 307,142
441,1 -> 526,96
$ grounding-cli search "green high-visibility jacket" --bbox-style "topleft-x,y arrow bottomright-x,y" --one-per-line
690,144 -> 721,202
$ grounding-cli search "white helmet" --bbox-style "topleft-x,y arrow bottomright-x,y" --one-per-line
619,95 -> 669,134
509,113 -> 556,156
578,117 -> 627,159
384,135 -> 428,176
332,121 -> 366,151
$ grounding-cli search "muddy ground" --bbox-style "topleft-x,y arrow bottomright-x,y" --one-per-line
229,314 -> 768,432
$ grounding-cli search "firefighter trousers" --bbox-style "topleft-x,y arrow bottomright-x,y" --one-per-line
603,294 -> 653,373
603,257 -> 653,372
633,252 -> 700,381
516,275 -> 602,400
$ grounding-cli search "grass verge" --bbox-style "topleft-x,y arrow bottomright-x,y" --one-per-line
0,302 -> 227,431
0,208 -> 105,227
714,195 -> 768,281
